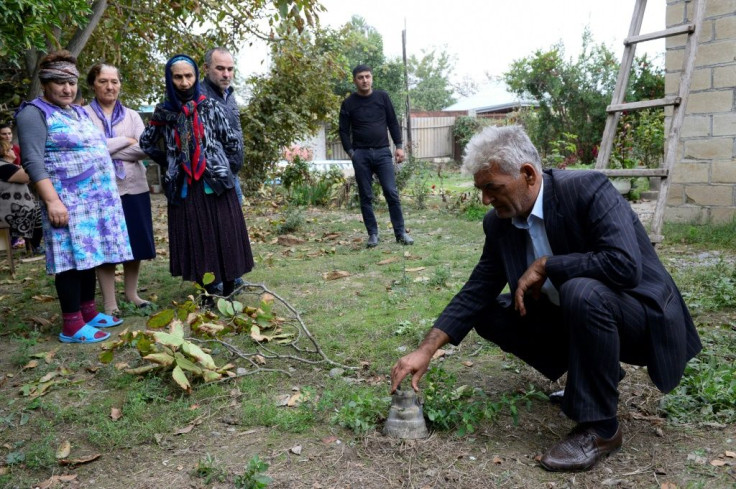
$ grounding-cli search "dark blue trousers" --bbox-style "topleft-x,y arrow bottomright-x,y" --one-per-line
476,278 -> 650,424
351,147 -> 405,237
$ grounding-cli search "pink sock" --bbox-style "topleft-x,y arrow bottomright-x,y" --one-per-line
80,300 -> 100,323
61,311 -> 106,340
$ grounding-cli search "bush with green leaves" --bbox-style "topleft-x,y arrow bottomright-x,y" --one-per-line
452,116 -> 487,156
660,328 -> 736,424
331,389 -> 391,434
234,456 -> 272,489
422,366 -> 546,436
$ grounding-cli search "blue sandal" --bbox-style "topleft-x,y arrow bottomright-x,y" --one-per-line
85,312 -> 123,328
59,324 -> 111,343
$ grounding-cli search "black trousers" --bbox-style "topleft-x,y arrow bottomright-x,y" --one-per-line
476,277 -> 650,423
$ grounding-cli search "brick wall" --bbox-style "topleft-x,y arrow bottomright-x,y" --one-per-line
665,0 -> 736,223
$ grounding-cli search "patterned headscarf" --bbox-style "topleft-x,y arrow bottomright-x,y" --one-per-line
38,61 -> 79,82
152,54 -> 207,190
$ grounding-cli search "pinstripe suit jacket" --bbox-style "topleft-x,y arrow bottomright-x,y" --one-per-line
435,169 -> 701,393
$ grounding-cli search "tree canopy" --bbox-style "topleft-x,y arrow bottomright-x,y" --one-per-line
0,0 -> 323,119
504,29 -> 664,165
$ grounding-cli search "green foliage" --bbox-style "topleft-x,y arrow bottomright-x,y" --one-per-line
664,219 -> 736,249
331,389 -> 391,434
423,366 -> 546,436
195,453 -> 228,484
277,206 -> 306,235
240,28 -> 342,190
428,266 -> 451,288
0,0 -> 325,113
610,109 -> 665,169
452,116 -> 487,156
505,28 -> 663,165
234,456 -> 273,489
661,328 -> 736,424
545,132 -> 579,168
676,261 -> 736,313
281,156 -> 312,191
407,48 -> 457,111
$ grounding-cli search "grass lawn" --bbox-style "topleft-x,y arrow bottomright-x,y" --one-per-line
0,166 -> 735,488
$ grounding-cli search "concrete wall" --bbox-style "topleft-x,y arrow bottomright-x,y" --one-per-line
666,0 -> 736,223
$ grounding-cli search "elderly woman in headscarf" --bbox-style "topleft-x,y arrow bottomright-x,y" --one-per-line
140,54 -> 253,301
15,50 -> 132,343
84,63 -> 156,315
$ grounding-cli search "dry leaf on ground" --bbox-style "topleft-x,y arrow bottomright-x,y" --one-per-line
323,270 -> 350,281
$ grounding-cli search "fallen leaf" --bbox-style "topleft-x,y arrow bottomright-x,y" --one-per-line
710,459 -> 727,467
110,407 -> 122,421
287,392 -> 303,407
277,235 -> 305,245
493,456 -> 503,464
405,267 -> 426,272
254,355 -> 266,365
377,257 -> 399,265
56,440 -> 71,459
322,436 -> 338,444
660,482 -> 678,489
462,361 -> 474,367
32,294 -> 56,302
0,467 -> 7,476
432,349 -> 446,359
39,371 -> 59,383
34,474 -> 78,489
725,451 -> 736,458
22,360 -> 39,370
114,362 -> 130,370
85,366 -> 99,373
28,316 -> 53,328
290,445 -> 302,455
275,394 -> 291,406
323,270 -> 350,281
173,424 -> 195,435
58,454 -> 101,466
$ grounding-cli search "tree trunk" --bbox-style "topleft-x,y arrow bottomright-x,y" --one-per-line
25,0 -> 108,100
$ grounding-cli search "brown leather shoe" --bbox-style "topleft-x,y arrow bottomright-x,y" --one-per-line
540,425 -> 622,471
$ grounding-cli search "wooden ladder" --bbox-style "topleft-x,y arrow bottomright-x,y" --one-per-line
595,0 -> 705,244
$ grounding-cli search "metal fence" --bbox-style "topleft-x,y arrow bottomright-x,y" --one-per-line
326,116 -> 458,161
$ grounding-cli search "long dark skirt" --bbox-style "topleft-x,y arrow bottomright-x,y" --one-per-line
167,181 -> 254,283
121,191 -> 156,261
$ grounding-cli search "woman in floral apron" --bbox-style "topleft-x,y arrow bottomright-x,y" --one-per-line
15,50 -> 133,343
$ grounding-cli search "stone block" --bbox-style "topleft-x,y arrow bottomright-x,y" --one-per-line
705,0 -> 736,18
666,2 -> 686,27
713,112 -> 736,136
684,184 -> 734,206
713,65 -> 736,89
667,183 -> 686,205
681,115 -> 712,138
715,16 -> 736,40
666,49 -> 685,72
686,90 -> 734,114
666,69 -> 711,94
666,34 -> 689,49
684,138 -> 734,159
665,205 -> 707,224
712,160 -> 736,183
696,41 -> 736,67
672,161 -> 711,183
709,207 -> 736,223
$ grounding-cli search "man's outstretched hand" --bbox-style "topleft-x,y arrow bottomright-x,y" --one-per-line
389,328 -> 451,393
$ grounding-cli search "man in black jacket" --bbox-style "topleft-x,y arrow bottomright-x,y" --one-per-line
339,64 -> 413,247
390,125 -> 701,472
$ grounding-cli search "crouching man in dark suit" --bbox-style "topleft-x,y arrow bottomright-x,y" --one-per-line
390,125 -> 701,471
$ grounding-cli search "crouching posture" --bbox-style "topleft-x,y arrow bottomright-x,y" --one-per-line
390,125 -> 701,471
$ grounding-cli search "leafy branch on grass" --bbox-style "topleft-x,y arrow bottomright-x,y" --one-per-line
99,278 -> 356,393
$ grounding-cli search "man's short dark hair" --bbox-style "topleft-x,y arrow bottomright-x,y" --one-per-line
352,64 -> 372,78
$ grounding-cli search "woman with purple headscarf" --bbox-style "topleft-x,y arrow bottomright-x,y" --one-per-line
140,54 -> 253,302
15,50 -> 132,343
84,63 -> 156,315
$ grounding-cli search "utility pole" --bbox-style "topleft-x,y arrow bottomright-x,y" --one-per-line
402,20 -> 413,159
